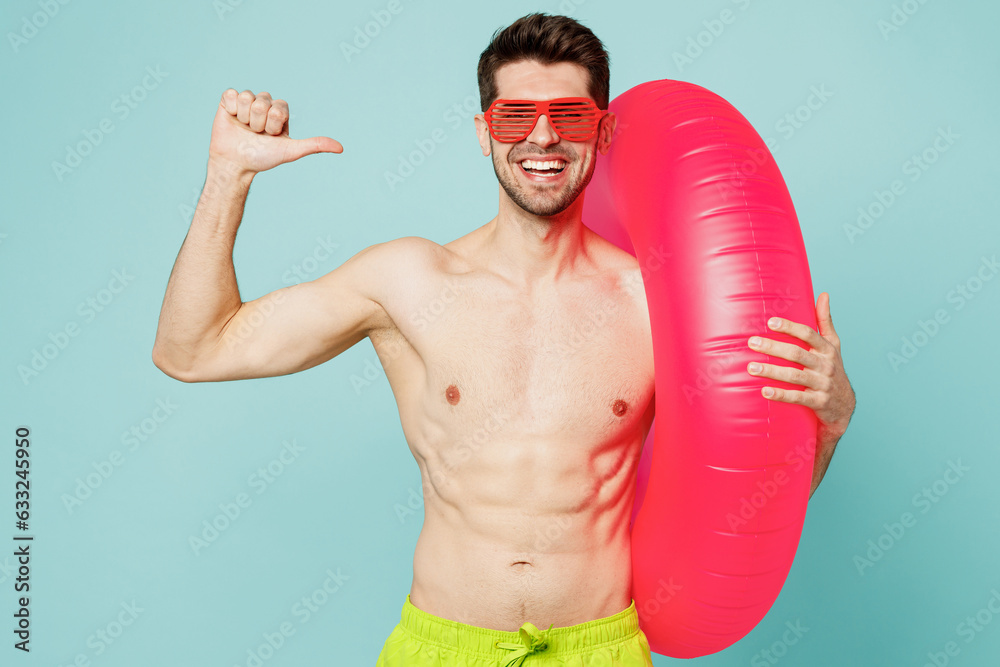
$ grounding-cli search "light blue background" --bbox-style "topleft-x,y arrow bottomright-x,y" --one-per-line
2,0 -> 998,665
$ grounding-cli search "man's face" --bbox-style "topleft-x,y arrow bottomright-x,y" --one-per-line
475,60 -> 615,217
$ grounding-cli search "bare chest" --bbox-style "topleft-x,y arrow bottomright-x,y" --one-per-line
382,270 -> 655,453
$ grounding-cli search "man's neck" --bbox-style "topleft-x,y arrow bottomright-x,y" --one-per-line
484,194 -> 596,289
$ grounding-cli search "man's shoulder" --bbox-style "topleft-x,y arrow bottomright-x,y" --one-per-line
361,235 -> 467,289
375,234 -> 441,254
369,235 -> 448,269
582,228 -> 644,280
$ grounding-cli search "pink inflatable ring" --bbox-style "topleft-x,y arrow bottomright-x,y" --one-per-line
583,79 -> 818,658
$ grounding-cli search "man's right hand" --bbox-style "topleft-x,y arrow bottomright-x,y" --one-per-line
209,88 -> 343,175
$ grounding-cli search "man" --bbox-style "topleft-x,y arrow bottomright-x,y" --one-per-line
152,12 -> 855,667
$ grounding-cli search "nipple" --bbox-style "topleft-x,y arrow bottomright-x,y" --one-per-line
612,399 -> 628,417
446,384 -> 461,405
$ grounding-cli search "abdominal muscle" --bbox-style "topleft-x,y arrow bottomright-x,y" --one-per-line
408,432 -> 640,631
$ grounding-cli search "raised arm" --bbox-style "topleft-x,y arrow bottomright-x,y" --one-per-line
152,88 -> 382,382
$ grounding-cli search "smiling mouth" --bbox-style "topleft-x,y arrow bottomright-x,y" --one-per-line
517,158 -> 568,178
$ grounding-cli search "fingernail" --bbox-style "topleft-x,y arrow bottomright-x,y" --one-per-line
768,318 -> 780,329
748,363 -> 761,373
748,336 -> 761,347
763,387 -> 774,397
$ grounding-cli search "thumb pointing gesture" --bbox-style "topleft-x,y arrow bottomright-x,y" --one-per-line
283,135 -> 344,163
210,89 -> 343,175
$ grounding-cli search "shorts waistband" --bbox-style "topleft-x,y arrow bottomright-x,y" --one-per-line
398,594 -> 641,662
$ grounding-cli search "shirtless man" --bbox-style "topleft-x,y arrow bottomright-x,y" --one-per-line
152,13 -> 855,667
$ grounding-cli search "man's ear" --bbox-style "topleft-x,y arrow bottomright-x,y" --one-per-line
597,111 -> 617,156
474,114 -> 492,156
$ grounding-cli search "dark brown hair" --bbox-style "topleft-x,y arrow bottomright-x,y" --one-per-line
477,13 -> 610,112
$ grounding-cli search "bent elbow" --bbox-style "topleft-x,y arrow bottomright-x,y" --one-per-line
151,347 -> 199,383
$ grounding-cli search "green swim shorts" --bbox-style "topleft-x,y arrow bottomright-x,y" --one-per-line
376,594 -> 654,666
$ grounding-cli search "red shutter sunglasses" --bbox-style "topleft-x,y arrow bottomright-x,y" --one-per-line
483,97 -> 607,143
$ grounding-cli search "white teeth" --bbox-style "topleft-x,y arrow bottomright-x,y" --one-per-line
520,159 -> 567,170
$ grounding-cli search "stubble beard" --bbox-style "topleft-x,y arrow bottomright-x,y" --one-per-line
491,141 -> 597,217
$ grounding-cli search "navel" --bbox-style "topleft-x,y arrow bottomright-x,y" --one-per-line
612,399 -> 628,417
445,384 -> 461,405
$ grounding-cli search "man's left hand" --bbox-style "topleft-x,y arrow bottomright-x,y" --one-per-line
745,291 -> 855,432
